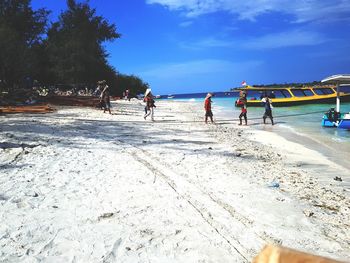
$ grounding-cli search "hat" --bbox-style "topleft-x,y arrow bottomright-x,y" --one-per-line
144,88 -> 152,97
206,93 -> 213,98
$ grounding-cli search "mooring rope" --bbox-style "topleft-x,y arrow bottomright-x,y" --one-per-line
213,110 -> 327,123
106,110 -> 327,124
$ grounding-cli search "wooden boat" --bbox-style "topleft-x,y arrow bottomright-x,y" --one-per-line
0,104 -> 54,114
45,95 -> 100,107
235,85 -> 350,107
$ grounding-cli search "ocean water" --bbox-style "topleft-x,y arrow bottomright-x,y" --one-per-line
171,96 -> 350,169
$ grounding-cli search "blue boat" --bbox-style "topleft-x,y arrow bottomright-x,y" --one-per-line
322,112 -> 350,129
321,74 -> 350,130
322,111 -> 342,127
338,114 -> 350,129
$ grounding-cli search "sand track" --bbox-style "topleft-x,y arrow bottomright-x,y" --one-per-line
123,141 -> 252,261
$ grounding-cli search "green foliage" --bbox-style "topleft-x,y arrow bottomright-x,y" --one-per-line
0,0 -> 150,99
231,81 -> 324,90
0,0 -> 49,90
253,81 -> 322,88
46,0 -> 120,85
110,74 -> 149,97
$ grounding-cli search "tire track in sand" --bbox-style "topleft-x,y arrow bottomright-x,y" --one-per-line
116,139 -> 267,262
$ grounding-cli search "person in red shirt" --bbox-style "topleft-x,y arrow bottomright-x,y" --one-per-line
204,93 -> 214,124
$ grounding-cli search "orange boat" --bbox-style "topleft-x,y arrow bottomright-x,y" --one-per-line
45,95 -> 100,106
0,104 -> 54,114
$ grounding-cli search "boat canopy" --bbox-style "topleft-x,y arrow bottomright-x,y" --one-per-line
321,74 -> 350,112
321,74 -> 350,84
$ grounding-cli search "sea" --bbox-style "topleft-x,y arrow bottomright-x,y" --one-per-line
161,92 -> 350,170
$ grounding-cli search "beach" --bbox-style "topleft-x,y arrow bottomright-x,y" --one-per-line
0,100 -> 349,262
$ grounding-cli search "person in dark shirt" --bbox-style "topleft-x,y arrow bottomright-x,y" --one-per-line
327,108 -> 339,122
262,95 -> 274,125
100,82 -> 111,114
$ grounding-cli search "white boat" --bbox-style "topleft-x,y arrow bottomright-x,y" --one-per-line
167,94 -> 175,99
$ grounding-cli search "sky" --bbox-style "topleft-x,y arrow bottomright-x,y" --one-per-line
31,0 -> 350,95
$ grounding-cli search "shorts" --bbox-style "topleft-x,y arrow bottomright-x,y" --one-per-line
205,110 -> 213,117
263,109 -> 273,118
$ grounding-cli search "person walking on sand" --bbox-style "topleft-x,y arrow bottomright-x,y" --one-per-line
95,81 -> 104,109
144,89 -> 156,121
100,81 -> 111,114
125,89 -> 130,101
237,91 -> 247,125
204,93 -> 214,124
262,94 -> 274,125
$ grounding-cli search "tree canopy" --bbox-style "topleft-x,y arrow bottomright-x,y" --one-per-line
46,0 -> 119,85
0,0 -> 49,89
0,0 -> 149,98
112,74 -> 149,97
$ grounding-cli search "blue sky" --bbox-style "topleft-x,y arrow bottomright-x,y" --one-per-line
32,0 -> 350,94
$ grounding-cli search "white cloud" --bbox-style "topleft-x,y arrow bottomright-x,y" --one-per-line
179,29 -> 328,50
179,21 -> 193,27
146,0 -> 350,23
179,37 -> 234,49
140,59 -> 263,79
243,30 -> 329,49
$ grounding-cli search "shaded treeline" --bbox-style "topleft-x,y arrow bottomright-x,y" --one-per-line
230,81 -> 324,91
253,81 -> 322,88
0,0 -> 148,97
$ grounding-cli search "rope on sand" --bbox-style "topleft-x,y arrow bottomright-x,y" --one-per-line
90,110 -> 327,125
215,110 -> 327,123
144,110 -> 327,124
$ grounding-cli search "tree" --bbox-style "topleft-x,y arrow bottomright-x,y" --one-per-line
0,0 -> 49,91
109,73 -> 149,97
0,0 -> 150,100
46,0 -> 120,85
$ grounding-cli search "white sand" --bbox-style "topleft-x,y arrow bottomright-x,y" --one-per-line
0,100 -> 349,262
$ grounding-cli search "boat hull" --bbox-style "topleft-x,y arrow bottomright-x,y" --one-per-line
244,94 -> 350,107
322,113 -> 350,130
322,117 -> 337,127
338,119 -> 350,129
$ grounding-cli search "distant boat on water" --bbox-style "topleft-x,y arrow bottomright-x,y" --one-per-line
167,94 -> 175,99
235,85 -> 350,107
